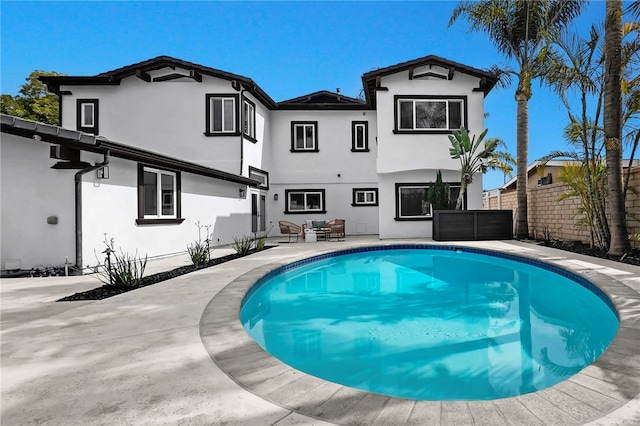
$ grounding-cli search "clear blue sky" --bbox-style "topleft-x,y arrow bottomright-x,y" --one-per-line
0,1 -> 621,189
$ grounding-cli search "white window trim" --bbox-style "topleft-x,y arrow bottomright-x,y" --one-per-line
143,166 -> 177,220
243,100 -> 255,139
396,97 -> 464,131
286,190 -> 325,213
355,123 -> 366,149
210,96 -> 236,133
354,189 -> 377,205
81,103 -> 94,127
292,122 -> 317,151
397,185 -> 432,219
396,183 -> 464,219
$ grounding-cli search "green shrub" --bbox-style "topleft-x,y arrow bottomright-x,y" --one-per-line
98,237 -> 147,288
253,224 -> 274,251
232,235 -> 254,255
187,222 -> 211,266
428,170 -> 451,210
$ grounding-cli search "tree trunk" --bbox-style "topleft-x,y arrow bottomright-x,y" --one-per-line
515,91 -> 529,239
604,0 -> 631,255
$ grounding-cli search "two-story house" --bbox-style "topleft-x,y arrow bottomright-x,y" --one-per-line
0,55 -> 497,273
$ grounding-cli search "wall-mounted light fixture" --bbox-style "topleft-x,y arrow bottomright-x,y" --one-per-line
97,166 -> 109,179
239,188 -> 246,198
274,193 -> 278,201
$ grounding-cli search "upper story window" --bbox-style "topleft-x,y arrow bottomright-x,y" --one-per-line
352,188 -> 378,206
243,99 -> 256,141
285,189 -> 326,213
76,99 -> 98,134
205,94 -> 239,136
351,121 -> 369,152
394,96 -> 465,134
291,121 -> 318,152
395,182 -> 463,220
137,165 -> 183,225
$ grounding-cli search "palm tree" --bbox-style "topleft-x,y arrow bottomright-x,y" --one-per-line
542,27 -> 610,248
448,127 -> 503,210
449,0 -> 587,239
604,0 -> 631,255
628,1 -> 640,19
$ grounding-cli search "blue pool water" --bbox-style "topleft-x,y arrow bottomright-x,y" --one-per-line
240,247 -> 619,401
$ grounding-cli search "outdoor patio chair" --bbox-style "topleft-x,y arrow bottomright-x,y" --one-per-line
278,220 -> 302,243
325,219 -> 345,241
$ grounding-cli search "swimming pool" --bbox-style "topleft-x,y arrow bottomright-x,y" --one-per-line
240,246 -> 619,401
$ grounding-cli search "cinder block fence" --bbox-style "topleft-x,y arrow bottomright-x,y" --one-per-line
483,167 -> 640,249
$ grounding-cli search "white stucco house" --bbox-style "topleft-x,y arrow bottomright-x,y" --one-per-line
0,55 -> 498,273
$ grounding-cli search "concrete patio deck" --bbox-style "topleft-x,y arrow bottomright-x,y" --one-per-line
1,237 -> 639,425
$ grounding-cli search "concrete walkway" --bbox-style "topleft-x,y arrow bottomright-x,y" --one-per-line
1,237 -> 639,425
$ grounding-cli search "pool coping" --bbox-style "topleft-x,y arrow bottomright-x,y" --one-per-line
199,241 -> 640,425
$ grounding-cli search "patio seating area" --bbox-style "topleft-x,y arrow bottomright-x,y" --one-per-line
1,236 -> 639,425
281,218 -> 346,243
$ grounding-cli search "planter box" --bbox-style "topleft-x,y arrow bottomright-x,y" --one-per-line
433,210 -> 513,241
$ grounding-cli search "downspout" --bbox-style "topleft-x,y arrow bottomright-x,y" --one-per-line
74,150 -> 110,271
239,85 -> 246,175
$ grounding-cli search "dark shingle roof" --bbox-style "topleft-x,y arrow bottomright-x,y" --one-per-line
361,54 -> 500,108
39,55 -> 278,109
277,90 -> 368,110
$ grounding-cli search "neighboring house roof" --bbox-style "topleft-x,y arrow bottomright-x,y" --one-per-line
361,54 -> 500,109
39,55 -> 278,110
498,158 -> 640,191
0,114 -> 261,187
277,90 -> 368,110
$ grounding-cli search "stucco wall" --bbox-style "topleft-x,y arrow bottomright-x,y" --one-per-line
81,152 -> 254,269
268,109 -> 379,236
375,70 -> 487,175
60,75 -> 270,176
1,135 -> 76,270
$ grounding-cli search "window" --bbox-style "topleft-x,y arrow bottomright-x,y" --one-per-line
352,188 -> 378,206
395,183 -> 463,220
285,189 -> 325,213
76,99 -> 99,134
291,122 -> 318,152
243,99 -> 256,141
352,121 -> 369,151
249,166 -> 269,189
395,96 -> 465,133
137,165 -> 183,224
205,94 -> 238,135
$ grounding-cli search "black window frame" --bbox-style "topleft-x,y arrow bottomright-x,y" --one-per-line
284,189 -> 326,214
76,99 -> 99,134
394,182 -> 465,221
290,121 -> 319,152
393,95 -> 467,134
243,97 -> 257,142
351,121 -> 369,152
136,164 -> 184,225
352,188 -> 378,206
204,93 -> 240,136
248,166 -> 269,190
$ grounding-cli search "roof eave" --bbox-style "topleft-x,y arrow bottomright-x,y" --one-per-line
0,114 -> 260,187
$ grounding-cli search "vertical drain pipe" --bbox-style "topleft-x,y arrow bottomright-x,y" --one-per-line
239,85 -> 246,176
74,150 -> 110,272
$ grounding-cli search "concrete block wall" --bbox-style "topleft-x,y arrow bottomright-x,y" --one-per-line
528,183 -> 592,243
484,166 -> 639,249
625,167 -> 640,247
